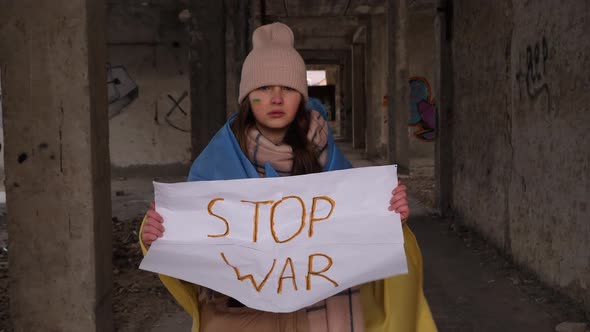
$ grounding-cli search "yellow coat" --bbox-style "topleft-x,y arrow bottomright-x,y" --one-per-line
139,216 -> 438,332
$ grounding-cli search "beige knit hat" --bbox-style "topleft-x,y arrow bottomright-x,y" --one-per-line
238,22 -> 308,103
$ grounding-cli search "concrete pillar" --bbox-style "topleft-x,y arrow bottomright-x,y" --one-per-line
225,0 -> 250,117
326,67 -> 338,86
342,53 -> 353,140
352,43 -> 367,149
0,75 -> 4,191
366,15 -> 387,159
250,0 -> 263,28
386,0 -> 410,173
0,1 -> 112,330
326,67 -> 339,129
434,0 -> 454,215
335,65 -> 343,137
189,1 -> 227,158
334,65 -> 346,138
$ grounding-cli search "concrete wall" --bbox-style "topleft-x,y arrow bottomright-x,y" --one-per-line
107,1 -> 192,171
1,2 -> 194,181
407,10 -> 436,162
451,0 -> 590,313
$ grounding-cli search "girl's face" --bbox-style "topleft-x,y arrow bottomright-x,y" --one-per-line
248,85 -> 301,132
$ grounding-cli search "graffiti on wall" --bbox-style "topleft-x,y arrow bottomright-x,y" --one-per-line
409,77 -> 437,141
107,64 -> 139,118
158,91 -> 190,132
107,63 -> 189,132
515,36 -> 552,112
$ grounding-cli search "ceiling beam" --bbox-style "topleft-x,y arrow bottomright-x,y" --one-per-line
299,49 -> 350,65
265,15 -> 360,28
295,36 -> 352,50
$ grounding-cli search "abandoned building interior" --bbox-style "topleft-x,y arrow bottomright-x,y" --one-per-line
0,0 -> 588,330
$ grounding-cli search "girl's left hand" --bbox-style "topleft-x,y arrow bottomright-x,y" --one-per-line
389,180 -> 410,223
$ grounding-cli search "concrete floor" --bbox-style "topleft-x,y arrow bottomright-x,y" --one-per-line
139,142 -> 586,332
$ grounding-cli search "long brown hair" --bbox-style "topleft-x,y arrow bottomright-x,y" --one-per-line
231,99 -> 323,175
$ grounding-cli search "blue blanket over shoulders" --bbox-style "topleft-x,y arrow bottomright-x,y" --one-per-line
188,99 -> 352,181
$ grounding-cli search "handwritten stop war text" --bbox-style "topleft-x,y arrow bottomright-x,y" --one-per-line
206,196 -> 338,294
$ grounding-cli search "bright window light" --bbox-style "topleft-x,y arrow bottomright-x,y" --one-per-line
307,70 -> 327,86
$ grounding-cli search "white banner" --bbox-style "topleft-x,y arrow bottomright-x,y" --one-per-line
139,165 -> 407,313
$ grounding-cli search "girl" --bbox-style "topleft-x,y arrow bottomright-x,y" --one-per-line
140,22 -> 437,332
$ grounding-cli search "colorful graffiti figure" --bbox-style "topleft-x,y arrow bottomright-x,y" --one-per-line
409,77 -> 437,141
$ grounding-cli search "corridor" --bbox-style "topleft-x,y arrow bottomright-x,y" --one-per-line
0,0 -> 588,331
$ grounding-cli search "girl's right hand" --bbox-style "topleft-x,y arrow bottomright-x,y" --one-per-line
142,202 -> 165,246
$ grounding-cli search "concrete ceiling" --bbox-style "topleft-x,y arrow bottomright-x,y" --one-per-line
264,0 -> 384,17
264,0 -> 435,51
263,0 -> 435,17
